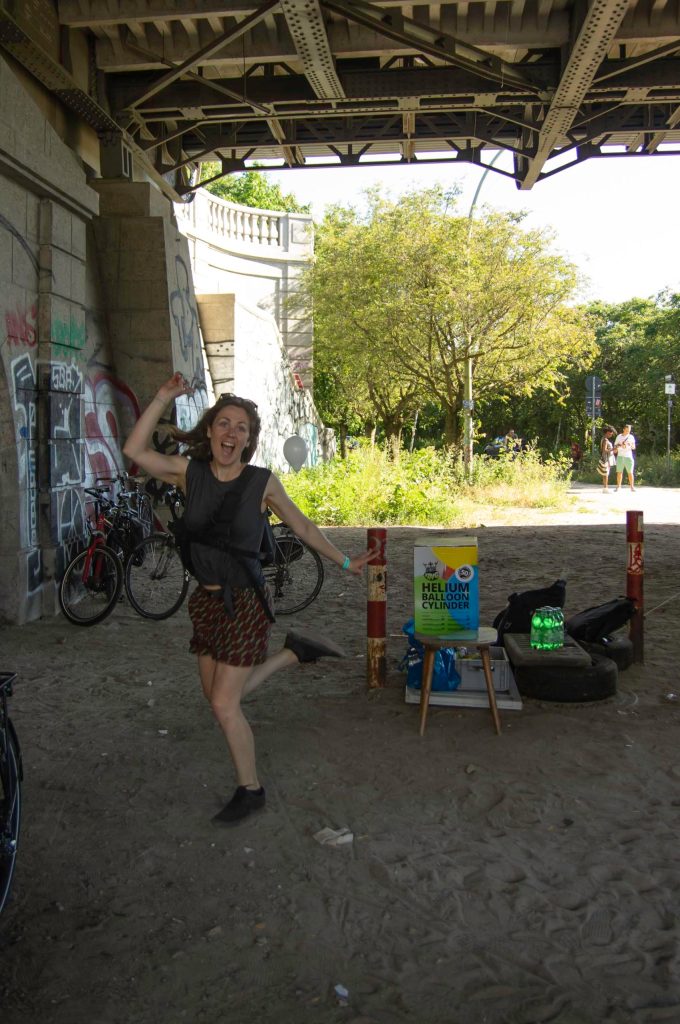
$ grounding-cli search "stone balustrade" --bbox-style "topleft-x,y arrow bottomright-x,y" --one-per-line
175,189 -> 312,255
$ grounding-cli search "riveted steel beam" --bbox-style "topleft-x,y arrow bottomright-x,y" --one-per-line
0,3 -> 184,201
127,0 -> 280,109
516,0 -> 630,187
280,0 -> 345,99
317,0 -> 543,95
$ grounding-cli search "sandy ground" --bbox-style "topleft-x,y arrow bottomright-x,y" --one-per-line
2,482 -> 680,1024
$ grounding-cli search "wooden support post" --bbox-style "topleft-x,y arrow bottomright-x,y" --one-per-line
366,527 -> 387,689
626,510 -> 644,663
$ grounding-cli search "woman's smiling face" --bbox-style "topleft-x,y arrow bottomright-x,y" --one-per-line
208,404 -> 251,466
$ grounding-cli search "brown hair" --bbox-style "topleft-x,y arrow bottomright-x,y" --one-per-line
171,394 -> 261,463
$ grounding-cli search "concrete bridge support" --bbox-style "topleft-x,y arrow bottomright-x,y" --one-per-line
0,52 -> 330,624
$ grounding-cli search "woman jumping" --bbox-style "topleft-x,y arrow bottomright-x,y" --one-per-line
123,374 -> 374,824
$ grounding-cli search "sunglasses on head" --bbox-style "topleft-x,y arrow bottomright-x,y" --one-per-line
218,393 -> 258,410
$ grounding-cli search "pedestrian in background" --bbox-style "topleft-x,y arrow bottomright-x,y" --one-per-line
614,423 -> 636,491
597,426 -> 616,490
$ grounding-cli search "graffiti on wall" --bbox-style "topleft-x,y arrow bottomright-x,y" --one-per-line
83,371 -> 141,485
52,313 -> 87,363
5,302 -> 37,347
11,353 -> 42,593
170,254 -> 202,380
0,212 -> 40,275
49,362 -> 83,488
47,364 -> 142,574
48,360 -> 85,573
175,381 -> 209,432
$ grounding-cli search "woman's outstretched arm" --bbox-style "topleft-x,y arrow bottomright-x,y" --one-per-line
263,473 -> 375,575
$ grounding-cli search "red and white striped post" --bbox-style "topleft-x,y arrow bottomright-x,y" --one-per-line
366,528 -> 387,689
626,510 -> 644,663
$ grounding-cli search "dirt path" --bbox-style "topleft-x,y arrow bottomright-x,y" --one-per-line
2,487 -> 680,1024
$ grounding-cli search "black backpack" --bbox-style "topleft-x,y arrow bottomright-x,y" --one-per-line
565,597 -> 636,643
493,579 -> 567,645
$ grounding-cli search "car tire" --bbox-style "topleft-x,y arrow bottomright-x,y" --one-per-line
514,652 -> 618,703
574,635 -> 634,672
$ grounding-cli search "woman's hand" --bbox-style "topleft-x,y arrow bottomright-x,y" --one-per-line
156,372 -> 194,403
345,547 -> 379,576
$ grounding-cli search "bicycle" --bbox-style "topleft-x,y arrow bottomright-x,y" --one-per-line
125,498 -> 324,619
264,521 -> 324,614
103,475 -> 153,564
124,486 -> 190,620
58,476 -> 153,626
0,672 -> 22,918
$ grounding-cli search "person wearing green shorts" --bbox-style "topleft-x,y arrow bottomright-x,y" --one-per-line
614,424 -> 636,491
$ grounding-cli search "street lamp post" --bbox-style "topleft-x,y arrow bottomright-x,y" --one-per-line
665,375 -> 675,467
464,150 -> 502,479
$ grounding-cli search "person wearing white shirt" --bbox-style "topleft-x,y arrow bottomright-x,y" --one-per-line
614,424 -> 636,491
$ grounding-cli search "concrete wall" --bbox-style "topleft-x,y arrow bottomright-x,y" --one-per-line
180,190 -> 332,472
176,190 -> 315,389
0,52 -> 101,623
0,53 -> 332,623
0,54 -> 210,623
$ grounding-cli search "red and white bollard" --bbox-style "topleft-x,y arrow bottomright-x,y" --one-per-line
626,510 -> 644,663
366,528 -> 387,689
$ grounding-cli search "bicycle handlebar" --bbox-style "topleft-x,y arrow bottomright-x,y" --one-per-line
0,671 -> 17,695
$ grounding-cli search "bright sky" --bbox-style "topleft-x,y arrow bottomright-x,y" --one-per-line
265,154 -> 679,305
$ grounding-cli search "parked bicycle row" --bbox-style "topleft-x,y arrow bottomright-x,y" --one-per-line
58,474 -> 324,627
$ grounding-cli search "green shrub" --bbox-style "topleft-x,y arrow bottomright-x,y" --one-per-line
577,450 -> 680,486
280,443 -> 571,526
632,450 -> 680,486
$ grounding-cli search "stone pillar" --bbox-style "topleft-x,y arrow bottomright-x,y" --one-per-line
196,294 -> 235,397
91,180 -> 211,431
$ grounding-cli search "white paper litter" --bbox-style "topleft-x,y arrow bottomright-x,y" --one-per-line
313,826 -> 354,847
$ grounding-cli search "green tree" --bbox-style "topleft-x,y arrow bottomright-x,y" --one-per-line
304,187 -> 594,445
305,197 -> 423,445
586,294 -> 680,451
199,165 -> 310,213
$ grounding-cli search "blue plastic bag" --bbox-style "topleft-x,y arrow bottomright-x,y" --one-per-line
398,618 -> 461,691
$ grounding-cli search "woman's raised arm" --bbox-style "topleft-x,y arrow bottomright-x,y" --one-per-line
123,373 -> 191,487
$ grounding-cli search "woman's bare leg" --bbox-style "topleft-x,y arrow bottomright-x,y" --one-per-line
198,653 -> 217,701
202,660 -> 260,787
242,648 -> 298,697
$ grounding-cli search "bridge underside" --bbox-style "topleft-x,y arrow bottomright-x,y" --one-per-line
2,0 -> 680,193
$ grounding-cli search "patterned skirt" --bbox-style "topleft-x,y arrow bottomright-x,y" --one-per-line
188,585 -> 272,666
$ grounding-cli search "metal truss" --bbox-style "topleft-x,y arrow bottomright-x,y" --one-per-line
1,0 -> 679,189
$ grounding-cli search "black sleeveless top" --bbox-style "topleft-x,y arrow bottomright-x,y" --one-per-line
184,459 -> 271,589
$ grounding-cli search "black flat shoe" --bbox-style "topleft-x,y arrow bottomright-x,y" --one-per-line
284,630 -> 347,664
212,786 -> 265,824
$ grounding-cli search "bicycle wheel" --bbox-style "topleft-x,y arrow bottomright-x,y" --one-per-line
59,544 -> 123,626
0,728 -> 21,916
264,528 -> 324,615
125,533 -> 189,620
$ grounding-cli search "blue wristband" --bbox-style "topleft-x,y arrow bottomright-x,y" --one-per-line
341,555 -> 351,570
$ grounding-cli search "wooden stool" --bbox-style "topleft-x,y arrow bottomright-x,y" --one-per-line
414,627 -> 501,736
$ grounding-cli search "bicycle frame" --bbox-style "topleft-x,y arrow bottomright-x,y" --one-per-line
81,502 -> 110,588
